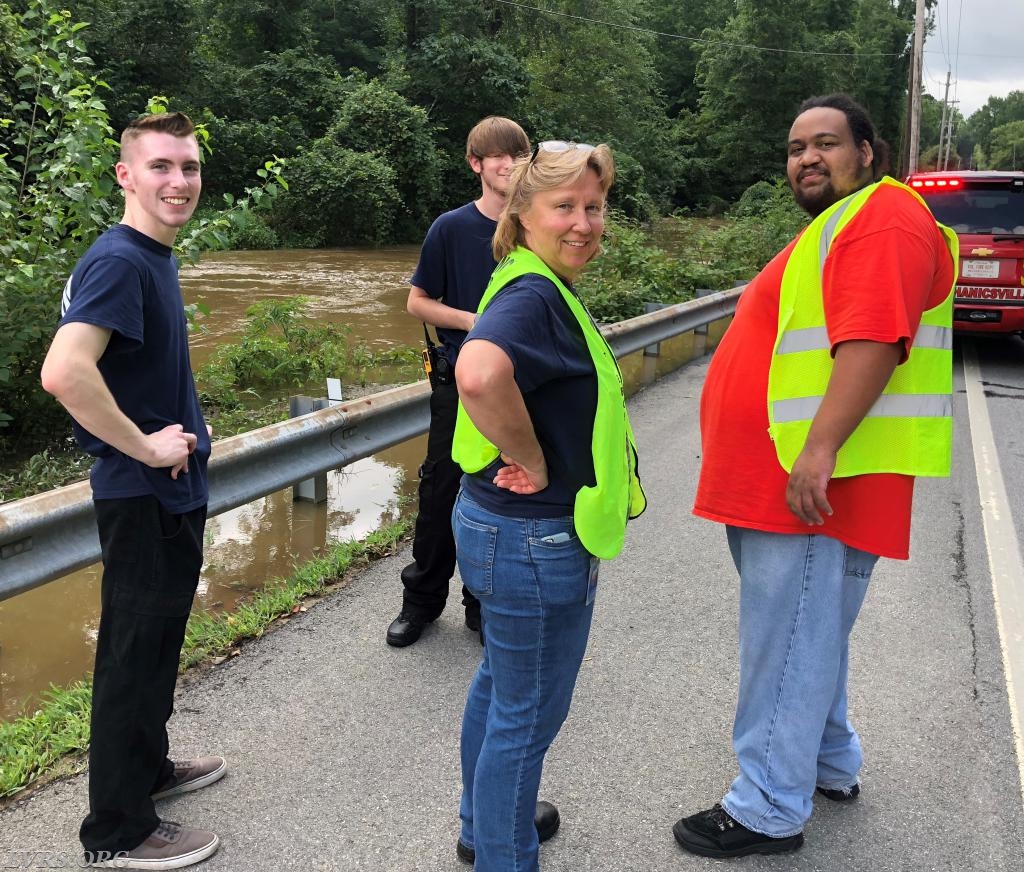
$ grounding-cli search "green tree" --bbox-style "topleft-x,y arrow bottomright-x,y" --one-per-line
401,33 -> 529,203
986,120 -> 1024,171
691,0 -> 913,202
502,0 -> 678,212
66,0 -> 201,130
962,91 -> 1024,164
187,50 -> 351,198
642,0 -> 729,116
268,142 -> 401,245
325,78 -> 442,238
198,0 -> 310,65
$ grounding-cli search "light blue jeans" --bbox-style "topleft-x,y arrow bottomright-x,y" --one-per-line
721,526 -> 878,837
453,489 -> 595,872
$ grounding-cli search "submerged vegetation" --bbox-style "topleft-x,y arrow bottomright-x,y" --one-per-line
193,297 -> 421,414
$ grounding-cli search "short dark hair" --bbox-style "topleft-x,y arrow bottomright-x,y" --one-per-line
797,94 -> 875,149
797,93 -> 889,179
120,112 -> 195,158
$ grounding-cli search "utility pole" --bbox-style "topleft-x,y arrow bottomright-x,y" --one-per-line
943,100 -> 959,170
908,0 -> 926,174
938,70 -> 952,170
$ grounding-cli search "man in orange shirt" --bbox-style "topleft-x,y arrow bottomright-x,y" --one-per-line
673,95 -> 956,859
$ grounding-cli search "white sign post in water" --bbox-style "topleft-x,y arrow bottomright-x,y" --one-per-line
291,378 -> 344,503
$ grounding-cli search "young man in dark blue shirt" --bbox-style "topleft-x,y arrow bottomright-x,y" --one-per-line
387,116 -> 530,647
42,112 -> 224,870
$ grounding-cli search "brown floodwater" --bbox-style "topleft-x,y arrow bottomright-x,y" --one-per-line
182,246 -> 426,369
0,246 -> 728,722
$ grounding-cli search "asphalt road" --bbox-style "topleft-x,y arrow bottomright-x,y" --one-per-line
2,348 -> 1023,871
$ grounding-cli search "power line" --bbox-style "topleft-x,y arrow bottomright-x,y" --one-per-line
936,0 -> 950,68
951,0 -> 964,107
490,0 -> 902,58
492,0 -> 1024,62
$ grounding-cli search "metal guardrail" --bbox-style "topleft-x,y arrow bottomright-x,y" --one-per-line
0,288 -> 742,601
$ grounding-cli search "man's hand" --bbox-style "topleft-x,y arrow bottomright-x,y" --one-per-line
146,424 -> 197,479
783,339 -> 903,525
786,444 -> 836,525
493,453 -> 549,494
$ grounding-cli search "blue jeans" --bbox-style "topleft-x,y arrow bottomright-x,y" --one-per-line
721,526 -> 877,837
453,490 -> 596,872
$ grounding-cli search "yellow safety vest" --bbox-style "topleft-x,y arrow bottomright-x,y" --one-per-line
767,176 -> 958,477
452,247 -> 646,560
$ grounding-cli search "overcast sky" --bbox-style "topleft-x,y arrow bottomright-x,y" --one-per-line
923,0 -> 1023,118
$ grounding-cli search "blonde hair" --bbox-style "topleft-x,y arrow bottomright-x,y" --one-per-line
493,144 -> 614,262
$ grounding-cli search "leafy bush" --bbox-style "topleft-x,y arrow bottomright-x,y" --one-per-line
0,447 -> 92,502
268,143 -> 401,246
0,2 -> 121,455
577,190 -> 807,323
578,213 -> 704,322
325,79 -> 443,239
195,297 -> 420,412
226,210 -> 280,250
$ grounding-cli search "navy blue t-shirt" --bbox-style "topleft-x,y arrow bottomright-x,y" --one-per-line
59,223 -> 210,513
462,273 -> 598,518
411,202 -> 497,364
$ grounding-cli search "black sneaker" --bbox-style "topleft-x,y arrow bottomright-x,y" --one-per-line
673,803 -> 803,859
817,782 -> 860,802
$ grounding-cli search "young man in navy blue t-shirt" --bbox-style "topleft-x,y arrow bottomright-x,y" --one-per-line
387,116 -> 530,648
42,113 -> 224,870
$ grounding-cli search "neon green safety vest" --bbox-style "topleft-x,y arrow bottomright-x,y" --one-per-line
451,246 -> 646,560
767,176 -> 959,477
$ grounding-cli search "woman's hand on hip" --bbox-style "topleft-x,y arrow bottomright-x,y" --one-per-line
493,453 -> 549,494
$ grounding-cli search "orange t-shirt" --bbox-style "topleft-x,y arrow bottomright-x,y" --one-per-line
693,184 -> 955,559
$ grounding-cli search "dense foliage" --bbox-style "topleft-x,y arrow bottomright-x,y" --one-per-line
6,0 -> 941,230
579,183 -> 808,322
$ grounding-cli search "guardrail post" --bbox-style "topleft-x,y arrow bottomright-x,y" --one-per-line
643,302 -> 672,356
694,289 -> 718,335
290,395 -> 329,503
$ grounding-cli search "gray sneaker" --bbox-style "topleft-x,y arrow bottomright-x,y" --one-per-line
152,757 -> 227,801
91,821 -> 219,869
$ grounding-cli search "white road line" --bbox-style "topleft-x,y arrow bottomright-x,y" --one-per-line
963,341 -> 1024,810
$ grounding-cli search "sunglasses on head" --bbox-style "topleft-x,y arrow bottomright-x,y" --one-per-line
529,140 -> 597,164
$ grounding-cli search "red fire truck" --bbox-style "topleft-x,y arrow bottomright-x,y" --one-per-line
907,171 -> 1024,334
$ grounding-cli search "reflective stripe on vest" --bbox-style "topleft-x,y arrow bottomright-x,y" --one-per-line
451,246 -> 646,560
767,177 -> 958,478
